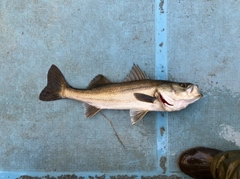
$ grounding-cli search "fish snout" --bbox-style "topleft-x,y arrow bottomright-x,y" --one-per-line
198,93 -> 203,98
188,85 -> 203,97
193,85 -> 203,98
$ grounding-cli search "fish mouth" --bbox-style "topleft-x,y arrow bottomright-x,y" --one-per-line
159,92 -> 173,106
198,93 -> 203,98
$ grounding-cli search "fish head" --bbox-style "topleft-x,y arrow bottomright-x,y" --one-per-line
156,82 -> 203,111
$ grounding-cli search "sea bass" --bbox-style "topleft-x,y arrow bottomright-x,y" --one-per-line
39,64 -> 202,124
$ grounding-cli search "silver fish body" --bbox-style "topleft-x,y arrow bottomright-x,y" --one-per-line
39,64 -> 202,124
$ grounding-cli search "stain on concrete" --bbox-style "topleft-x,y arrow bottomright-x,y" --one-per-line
58,175 -> 79,179
16,175 -> 183,179
18,175 -> 80,179
219,124 -> 240,147
95,175 -> 105,179
18,176 -> 40,179
110,175 -> 137,179
160,156 -> 167,174
159,0 -> 164,14
141,175 -> 181,179
160,127 -> 165,136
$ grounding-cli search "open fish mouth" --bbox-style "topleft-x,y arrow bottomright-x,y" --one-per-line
159,92 -> 173,106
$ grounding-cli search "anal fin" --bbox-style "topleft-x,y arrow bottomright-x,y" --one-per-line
130,109 -> 148,125
83,103 -> 101,118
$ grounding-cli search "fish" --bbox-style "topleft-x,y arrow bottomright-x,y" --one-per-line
39,64 -> 203,125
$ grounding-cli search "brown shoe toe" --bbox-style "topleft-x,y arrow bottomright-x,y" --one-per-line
178,147 -> 222,179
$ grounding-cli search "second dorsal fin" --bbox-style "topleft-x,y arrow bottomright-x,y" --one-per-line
88,75 -> 111,88
124,64 -> 148,82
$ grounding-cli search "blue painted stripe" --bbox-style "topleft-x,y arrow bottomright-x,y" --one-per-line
155,0 -> 168,80
155,0 -> 168,174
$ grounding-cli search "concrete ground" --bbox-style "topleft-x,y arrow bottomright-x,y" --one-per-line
0,0 -> 239,179
167,0 -> 240,172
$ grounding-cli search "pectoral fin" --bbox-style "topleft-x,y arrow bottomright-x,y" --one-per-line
83,103 -> 101,118
134,93 -> 156,103
130,109 -> 148,125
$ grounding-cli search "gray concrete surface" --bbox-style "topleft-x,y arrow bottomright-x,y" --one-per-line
0,0 -> 156,173
1,0 -> 240,178
167,0 -> 240,172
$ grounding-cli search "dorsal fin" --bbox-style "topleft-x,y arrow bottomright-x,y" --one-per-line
88,75 -> 111,88
124,64 -> 148,82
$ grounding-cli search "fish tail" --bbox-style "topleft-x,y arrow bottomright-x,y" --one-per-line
39,65 -> 69,101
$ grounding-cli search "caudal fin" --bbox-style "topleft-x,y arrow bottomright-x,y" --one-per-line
39,65 -> 69,101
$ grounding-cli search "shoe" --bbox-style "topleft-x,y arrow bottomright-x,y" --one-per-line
178,147 -> 222,179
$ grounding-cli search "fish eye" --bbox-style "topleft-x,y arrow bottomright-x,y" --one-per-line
179,83 -> 188,88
